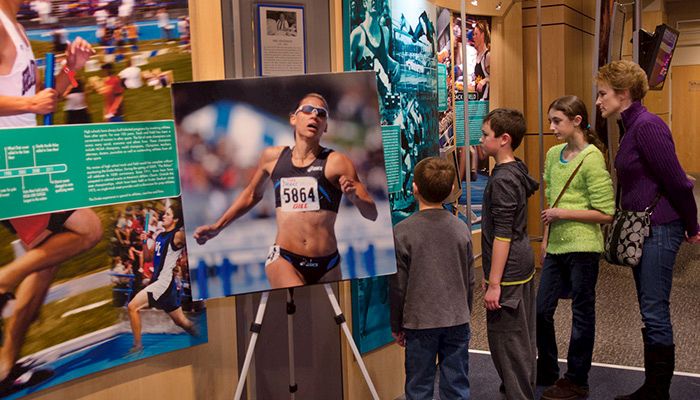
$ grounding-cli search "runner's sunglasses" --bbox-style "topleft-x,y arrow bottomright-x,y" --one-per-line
295,104 -> 329,118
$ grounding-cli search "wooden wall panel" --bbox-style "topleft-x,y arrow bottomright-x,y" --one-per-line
671,65 -> 700,173
491,3 -> 524,112
523,4 -> 594,33
524,134 -> 559,236
189,0 -> 225,81
523,25 -> 566,134
522,0 -> 596,24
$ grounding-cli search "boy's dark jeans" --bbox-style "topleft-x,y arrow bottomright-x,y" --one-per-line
404,323 -> 471,400
536,252 -> 600,387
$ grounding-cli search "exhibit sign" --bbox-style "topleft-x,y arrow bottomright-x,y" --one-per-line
438,64 -> 448,112
257,4 -> 307,76
0,121 -> 180,220
455,96 -> 490,146
1,4 -> 205,398
0,126 -> 207,399
344,0 -> 441,353
381,125 -> 402,194
172,72 -> 397,299
345,0 -> 440,224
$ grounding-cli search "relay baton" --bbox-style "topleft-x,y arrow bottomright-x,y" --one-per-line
143,212 -> 150,244
43,52 -> 55,126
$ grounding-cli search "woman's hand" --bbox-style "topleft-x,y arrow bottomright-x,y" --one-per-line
686,232 -> 700,244
392,331 -> 405,347
339,175 -> 358,201
193,224 -> 220,245
541,208 -> 565,225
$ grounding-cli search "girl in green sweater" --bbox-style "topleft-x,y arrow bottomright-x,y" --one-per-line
536,95 -> 615,400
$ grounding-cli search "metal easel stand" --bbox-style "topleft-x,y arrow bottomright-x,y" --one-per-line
323,283 -> 380,400
233,284 -> 380,400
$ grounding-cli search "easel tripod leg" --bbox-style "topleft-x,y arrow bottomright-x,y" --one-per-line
323,284 -> 380,400
234,291 -> 270,400
287,288 -> 297,398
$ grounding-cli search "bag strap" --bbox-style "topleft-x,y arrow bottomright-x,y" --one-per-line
552,152 -> 591,208
614,183 -> 662,213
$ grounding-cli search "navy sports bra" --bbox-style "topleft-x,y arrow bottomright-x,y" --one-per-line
270,147 -> 343,213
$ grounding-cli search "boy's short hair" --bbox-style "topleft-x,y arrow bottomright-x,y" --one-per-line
413,157 -> 455,203
483,108 -> 526,150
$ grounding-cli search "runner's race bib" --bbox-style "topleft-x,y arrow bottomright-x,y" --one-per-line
280,177 -> 319,211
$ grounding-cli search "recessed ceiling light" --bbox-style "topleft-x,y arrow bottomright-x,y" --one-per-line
471,0 -> 478,6
496,1 -> 502,10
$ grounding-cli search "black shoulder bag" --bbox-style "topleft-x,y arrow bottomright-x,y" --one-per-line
603,185 -> 661,267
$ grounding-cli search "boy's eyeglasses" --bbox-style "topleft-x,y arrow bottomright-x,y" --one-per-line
295,104 -> 329,119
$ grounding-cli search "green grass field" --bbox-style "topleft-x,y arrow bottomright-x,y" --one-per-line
32,39 -> 193,124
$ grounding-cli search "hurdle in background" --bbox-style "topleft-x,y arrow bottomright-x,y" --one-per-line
194,245 -> 378,298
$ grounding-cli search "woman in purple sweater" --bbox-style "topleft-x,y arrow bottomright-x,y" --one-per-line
596,60 -> 700,400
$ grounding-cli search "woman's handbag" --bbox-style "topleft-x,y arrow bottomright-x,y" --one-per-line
603,188 -> 661,267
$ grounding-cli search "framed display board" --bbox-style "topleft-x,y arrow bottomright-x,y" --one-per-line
256,3 -> 307,76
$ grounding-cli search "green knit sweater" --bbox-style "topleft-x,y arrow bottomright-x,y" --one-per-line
544,143 -> 615,254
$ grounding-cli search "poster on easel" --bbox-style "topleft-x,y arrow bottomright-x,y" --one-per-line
172,71 -> 397,300
344,0 -> 440,354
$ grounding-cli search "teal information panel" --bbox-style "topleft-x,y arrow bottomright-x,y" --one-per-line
381,125 -> 402,193
455,99 -> 490,146
0,121 -> 180,219
469,100 -> 489,145
437,64 -> 448,112
455,100 -> 466,146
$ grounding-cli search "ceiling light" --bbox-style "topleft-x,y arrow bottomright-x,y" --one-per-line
471,0 -> 478,6
496,1 -> 502,10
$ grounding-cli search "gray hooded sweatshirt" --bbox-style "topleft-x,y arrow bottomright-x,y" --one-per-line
482,159 -> 539,283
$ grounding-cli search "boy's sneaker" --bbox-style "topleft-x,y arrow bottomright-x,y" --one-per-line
541,378 -> 589,400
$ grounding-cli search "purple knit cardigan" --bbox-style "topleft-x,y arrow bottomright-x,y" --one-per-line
615,101 -> 699,237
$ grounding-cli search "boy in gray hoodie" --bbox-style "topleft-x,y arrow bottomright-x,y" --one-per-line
480,109 -> 539,400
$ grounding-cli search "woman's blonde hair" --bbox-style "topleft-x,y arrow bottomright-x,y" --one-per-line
596,60 -> 649,101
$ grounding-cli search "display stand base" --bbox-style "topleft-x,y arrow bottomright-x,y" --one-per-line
233,283 -> 380,400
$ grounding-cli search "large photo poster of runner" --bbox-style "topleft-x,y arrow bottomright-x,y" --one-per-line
173,71 -> 396,299
343,0 -> 441,353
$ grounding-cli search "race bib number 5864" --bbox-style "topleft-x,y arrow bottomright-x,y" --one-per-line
280,177 -> 319,211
